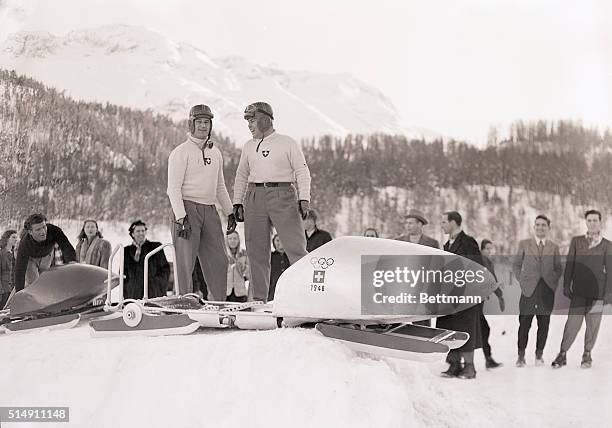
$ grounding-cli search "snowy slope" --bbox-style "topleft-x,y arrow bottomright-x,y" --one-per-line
0,25 -> 439,143
1,309 -> 610,427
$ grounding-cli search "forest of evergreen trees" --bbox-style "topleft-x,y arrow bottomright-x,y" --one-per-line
1,68 -> 611,242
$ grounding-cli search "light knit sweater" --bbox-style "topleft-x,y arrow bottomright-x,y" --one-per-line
232,131 -> 311,203
167,135 -> 233,219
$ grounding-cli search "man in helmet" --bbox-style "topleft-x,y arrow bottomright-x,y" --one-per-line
232,102 -> 311,302
167,104 -> 237,299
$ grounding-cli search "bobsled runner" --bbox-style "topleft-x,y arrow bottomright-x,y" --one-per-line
0,263 -> 120,334
90,237 -> 496,360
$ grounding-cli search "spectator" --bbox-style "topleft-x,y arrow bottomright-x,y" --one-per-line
552,210 -> 612,369
226,231 -> 249,303
123,220 -> 170,300
304,209 -> 332,252
14,213 -> 76,292
75,219 -> 112,269
479,239 -> 505,369
437,211 -> 482,380
0,229 -> 18,308
363,228 -> 379,238
512,214 -> 562,367
396,209 -> 439,248
269,234 -> 290,301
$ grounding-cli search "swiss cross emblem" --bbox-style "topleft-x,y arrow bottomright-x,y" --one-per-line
262,150 -> 270,157
313,270 -> 325,283
203,157 -> 212,165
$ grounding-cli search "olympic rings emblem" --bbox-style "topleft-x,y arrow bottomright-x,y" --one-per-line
310,257 -> 334,270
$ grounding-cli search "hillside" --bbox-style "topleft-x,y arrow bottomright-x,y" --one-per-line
2,69 -> 611,251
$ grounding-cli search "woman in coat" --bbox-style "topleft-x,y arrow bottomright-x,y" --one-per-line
123,220 -> 170,300
0,229 -> 18,309
75,219 -> 112,269
226,231 -> 248,302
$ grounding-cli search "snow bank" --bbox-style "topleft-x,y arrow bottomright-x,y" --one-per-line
1,314 -> 611,427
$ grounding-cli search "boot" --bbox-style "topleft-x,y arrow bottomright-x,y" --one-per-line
581,351 -> 592,369
516,354 -> 526,367
551,351 -> 567,368
441,362 -> 462,378
458,363 -> 477,379
535,351 -> 544,366
485,356 -> 502,369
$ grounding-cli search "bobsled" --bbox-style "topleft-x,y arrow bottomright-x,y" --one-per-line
90,237 -> 497,359
0,263 -> 121,334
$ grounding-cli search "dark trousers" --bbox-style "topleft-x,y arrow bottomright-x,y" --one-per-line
518,314 -> 550,355
517,279 -> 554,354
227,290 -> 247,303
480,310 -> 492,357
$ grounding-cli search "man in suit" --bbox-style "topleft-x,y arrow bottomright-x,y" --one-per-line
437,211 -> 483,379
397,209 -> 440,249
397,209 -> 439,326
512,214 -> 563,367
552,210 -> 612,369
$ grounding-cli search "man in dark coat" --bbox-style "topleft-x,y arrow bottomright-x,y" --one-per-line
123,220 -> 170,300
13,213 -> 76,292
552,210 -> 612,369
304,210 -> 332,252
436,211 -> 483,379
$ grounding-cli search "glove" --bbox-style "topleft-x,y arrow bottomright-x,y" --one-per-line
233,204 -> 244,222
498,296 -> 505,312
176,216 -> 191,240
298,200 -> 310,220
563,287 -> 572,299
226,214 -> 237,235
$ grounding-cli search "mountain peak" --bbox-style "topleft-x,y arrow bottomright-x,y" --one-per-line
64,24 -> 169,53
2,30 -> 59,58
0,25 -> 439,142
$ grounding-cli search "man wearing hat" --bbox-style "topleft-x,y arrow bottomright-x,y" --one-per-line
397,209 -> 440,249
232,102 -> 311,302
167,104 -> 236,299
396,209 -> 439,326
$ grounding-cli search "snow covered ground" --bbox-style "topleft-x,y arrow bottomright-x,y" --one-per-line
1,220 -> 610,427
1,311 -> 610,428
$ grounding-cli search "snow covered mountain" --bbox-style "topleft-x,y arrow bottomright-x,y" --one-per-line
0,24 -> 437,143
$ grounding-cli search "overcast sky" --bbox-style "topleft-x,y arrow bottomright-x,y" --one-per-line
1,0 -> 611,142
